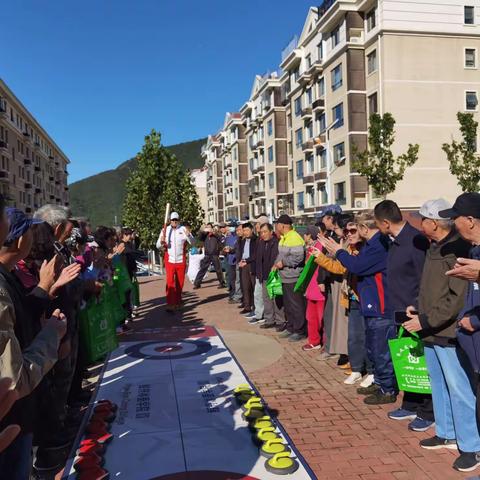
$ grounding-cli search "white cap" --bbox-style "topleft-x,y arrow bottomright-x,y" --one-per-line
170,212 -> 180,220
419,199 -> 452,220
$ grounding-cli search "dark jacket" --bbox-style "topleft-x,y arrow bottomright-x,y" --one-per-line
387,222 -> 429,313
417,230 -> 470,346
256,236 -> 279,283
239,236 -> 258,276
200,232 -> 223,256
224,233 -> 238,266
336,231 -> 390,319
457,245 -> 480,372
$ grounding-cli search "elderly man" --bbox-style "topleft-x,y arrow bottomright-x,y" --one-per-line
438,193 -> 480,472
401,199 -> 479,473
274,214 -> 306,342
194,223 -> 225,290
252,214 -> 269,322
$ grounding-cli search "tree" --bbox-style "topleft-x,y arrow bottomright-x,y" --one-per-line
122,130 -> 204,249
442,112 -> 480,192
353,113 -> 419,198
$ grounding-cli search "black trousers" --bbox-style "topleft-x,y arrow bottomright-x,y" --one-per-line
401,392 -> 435,421
282,282 -> 307,334
227,263 -> 236,298
240,264 -> 255,311
195,254 -> 224,286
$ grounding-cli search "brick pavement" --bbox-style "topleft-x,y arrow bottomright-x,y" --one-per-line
129,276 -> 470,480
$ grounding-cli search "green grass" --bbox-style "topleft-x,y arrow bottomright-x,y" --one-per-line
69,137 -> 206,227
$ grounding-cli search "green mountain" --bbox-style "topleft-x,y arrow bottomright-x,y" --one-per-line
69,137 -> 206,227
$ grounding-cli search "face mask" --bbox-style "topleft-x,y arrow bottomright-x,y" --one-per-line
229,227 -> 236,233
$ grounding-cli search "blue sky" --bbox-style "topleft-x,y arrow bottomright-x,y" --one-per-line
1,1 -> 315,182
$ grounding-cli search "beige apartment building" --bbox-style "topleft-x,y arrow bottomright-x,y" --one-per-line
0,79 -> 70,214
204,0 -> 480,221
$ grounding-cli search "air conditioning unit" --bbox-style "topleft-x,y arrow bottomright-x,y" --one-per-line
355,198 -> 367,209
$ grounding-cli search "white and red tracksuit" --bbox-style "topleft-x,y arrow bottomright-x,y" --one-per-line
157,225 -> 192,306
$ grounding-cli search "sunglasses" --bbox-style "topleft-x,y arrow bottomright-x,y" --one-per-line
344,228 -> 358,234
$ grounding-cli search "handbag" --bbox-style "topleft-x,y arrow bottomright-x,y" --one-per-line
294,255 -> 317,294
388,327 -> 431,394
266,271 -> 283,299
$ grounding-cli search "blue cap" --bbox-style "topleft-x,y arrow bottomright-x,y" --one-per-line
5,208 -> 44,245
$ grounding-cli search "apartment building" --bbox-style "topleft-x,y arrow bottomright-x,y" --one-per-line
202,134 -> 224,224
204,0 -> 480,221
0,79 -> 70,213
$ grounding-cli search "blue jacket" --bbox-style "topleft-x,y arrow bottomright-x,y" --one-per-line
457,245 -> 480,373
224,233 -> 238,265
387,222 -> 429,312
336,232 -> 391,319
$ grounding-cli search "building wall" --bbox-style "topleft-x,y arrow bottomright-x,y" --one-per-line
0,79 -> 69,214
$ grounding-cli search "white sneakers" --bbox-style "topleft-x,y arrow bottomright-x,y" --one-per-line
359,374 -> 375,388
344,372 -> 363,385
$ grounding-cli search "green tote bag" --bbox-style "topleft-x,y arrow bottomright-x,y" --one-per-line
294,255 -> 317,294
266,270 -> 283,299
388,327 -> 431,394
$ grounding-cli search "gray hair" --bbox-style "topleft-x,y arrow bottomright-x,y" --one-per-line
34,204 -> 71,227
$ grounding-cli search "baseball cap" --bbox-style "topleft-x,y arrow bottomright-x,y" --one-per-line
439,193 -> 480,219
276,214 -> 293,225
316,204 -> 343,218
5,207 -> 44,245
419,199 -> 452,220
255,215 -> 269,225
170,212 -> 180,220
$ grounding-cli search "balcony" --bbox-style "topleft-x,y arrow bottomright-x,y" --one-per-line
0,171 -> 9,182
49,194 -> 55,200
225,198 -> 233,206
254,139 -> 265,151
25,182 -> 32,190
302,140 -> 314,152
0,141 -> 8,153
298,71 -> 312,87
314,134 -> 326,147
33,141 -> 40,149
23,131 -> 31,142
303,175 -> 315,185
35,188 -> 41,194
35,164 -> 41,172
24,158 -> 32,166
252,190 -> 266,198
49,175 -> 54,181
301,107 -> 312,119
308,60 -> 323,75
224,179 -> 233,188
280,35 -> 302,71
49,155 -> 54,160
0,101 -> 7,119
318,0 -> 337,19
312,98 -> 325,110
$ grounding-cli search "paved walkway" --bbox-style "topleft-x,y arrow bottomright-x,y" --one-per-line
129,276 -> 470,480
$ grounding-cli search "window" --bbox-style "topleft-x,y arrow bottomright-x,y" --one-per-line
268,146 -> 274,163
235,188 -> 239,200
331,25 -> 341,48
318,112 -> 326,133
306,87 -> 313,105
333,143 -> 345,164
297,192 -> 305,210
368,92 -> 378,114
306,187 -> 315,207
332,64 -> 342,91
335,182 -> 346,205
318,77 -> 325,97
466,91 -> 478,110
267,120 -> 273,136
268,173 -> 275,189
306,154 -> 314,174
318,149 -> 327,169
249,158 -> 254,172
332,103 -> 344,128
317,42 -> 323,61
306,54 -> 312,69
295,128 -> 303,147
465,48 -> 477,68
294,97 -> 302,116
366,8 -> 376,31
465,6 -> 475,24
296,160 -> 304,179
293,67 -> 300,81
318,184 -> 328,204
306,121 -> 313,139
367,50 -> 377,74
234,168 -> 238,180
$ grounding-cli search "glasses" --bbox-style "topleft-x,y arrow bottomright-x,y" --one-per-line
344,228 -> 358,234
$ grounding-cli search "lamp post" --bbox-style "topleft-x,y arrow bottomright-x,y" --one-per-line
325,118 -> 339,204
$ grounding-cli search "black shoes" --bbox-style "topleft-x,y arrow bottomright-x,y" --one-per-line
420,436 -> 457,451
453,452 -> 480,472
239,309 -> 252,315
364,391 -> 397,405
260,323 -> 276,329
357,384 -> 380,395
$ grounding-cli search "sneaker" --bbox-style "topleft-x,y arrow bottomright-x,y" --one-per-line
302,343 -> 322,351
244,312 -> 257,319
288,333 -> 306,342
344,372 -> 363,385
357,383 -> 380,395
278,330 -> 292,339
453,452 -> 480,472
387,408 -> 417,421
364,391 -> 397,405
359,374 -> 375,389
255,319 -> 266,325
420,436 -> 457,451
248,317 -> 261,324
260,323 -> 276,329
408,417 -> 435,432
239,309 -> 252,315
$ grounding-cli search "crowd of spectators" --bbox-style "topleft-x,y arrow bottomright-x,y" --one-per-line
196,193 -> 480,474
0,196 -> 138,479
